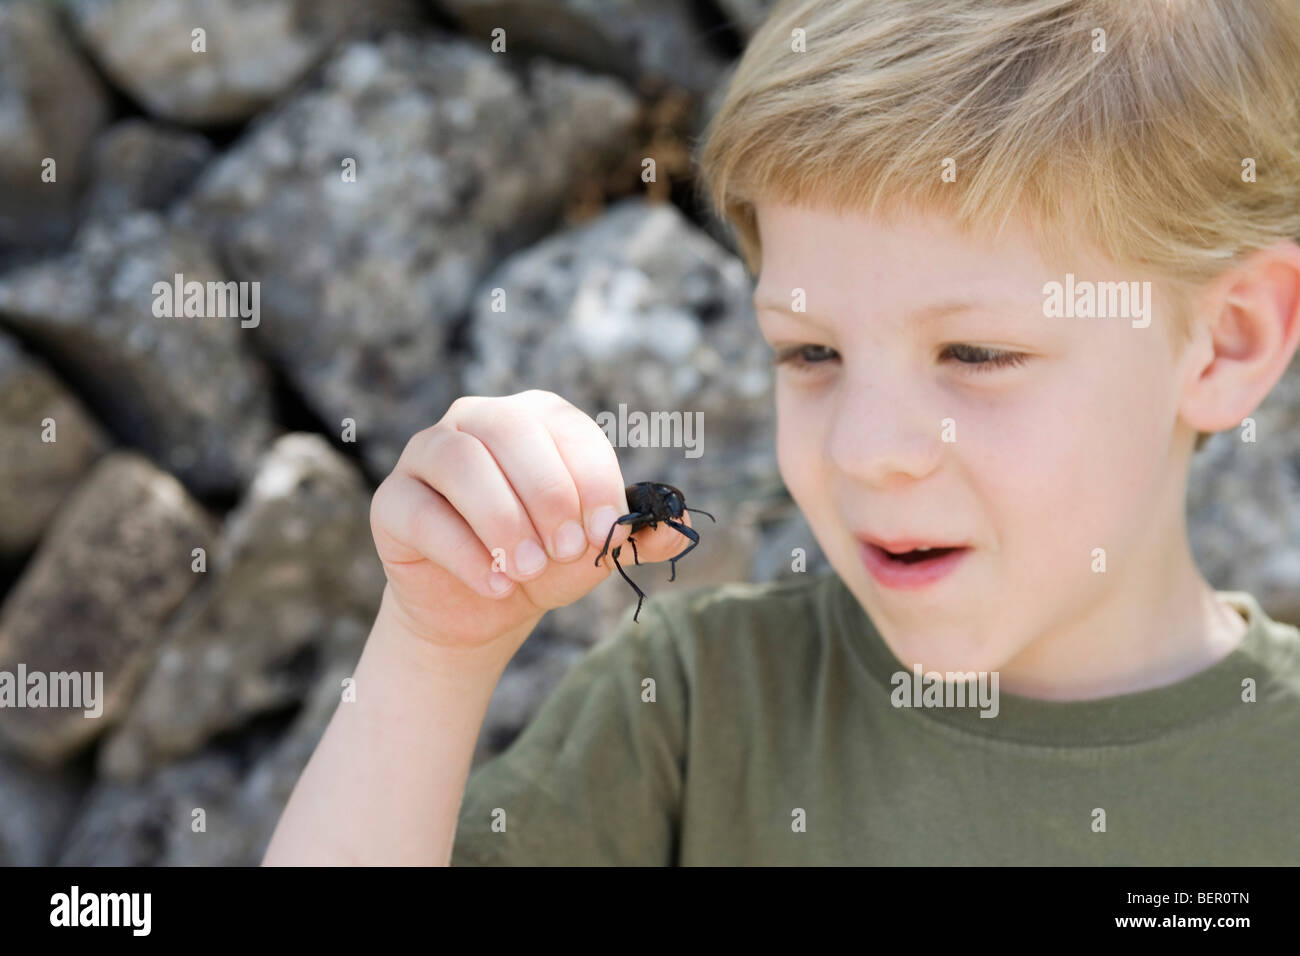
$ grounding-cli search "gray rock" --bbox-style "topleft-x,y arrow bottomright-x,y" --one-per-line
98,433 -> 384,781
440,0 -> 728,96
66,0 -> 424,125
0,212 -> 278,496
57,749 -> 244,865
1189,355 -> 1300,626
81,120 -> 214,223
0,452 -> 216,766
176,35 -> 638,478
72,659 -> 371,865
464,197 -> 774,494
0,1 -> 111,257
717,0 -> 780,38
0,332 -> 110,555
0,750 -> 84,865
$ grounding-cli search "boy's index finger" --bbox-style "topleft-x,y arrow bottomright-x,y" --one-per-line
541,399 -> 633,549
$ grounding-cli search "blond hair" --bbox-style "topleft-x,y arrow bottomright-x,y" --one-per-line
696,0 -> 1300,314
694,0 -> 1300,449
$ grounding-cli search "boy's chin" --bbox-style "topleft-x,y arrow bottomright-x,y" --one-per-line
883,630 -> 1010,677
838,575 -> 1006,673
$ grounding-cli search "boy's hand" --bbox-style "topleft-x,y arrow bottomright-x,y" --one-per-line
370,389 -> 692,651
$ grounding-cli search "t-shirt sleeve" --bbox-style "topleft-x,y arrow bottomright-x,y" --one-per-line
449,596 -> 689,865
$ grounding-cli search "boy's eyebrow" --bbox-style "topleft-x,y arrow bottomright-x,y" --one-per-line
752,297 -> 1029,326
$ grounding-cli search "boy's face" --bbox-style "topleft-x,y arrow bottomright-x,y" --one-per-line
753,199 -> 1199,677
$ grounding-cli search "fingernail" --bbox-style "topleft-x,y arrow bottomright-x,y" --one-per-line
488,572 -> 513,595
514,539 -> 547,576
553,521 -> 587,559
587,505 -> 621,544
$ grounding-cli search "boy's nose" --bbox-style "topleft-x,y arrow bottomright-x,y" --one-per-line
825,378 -> 943,488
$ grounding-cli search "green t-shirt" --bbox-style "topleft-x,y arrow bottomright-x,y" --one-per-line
450,571 -> 1300,865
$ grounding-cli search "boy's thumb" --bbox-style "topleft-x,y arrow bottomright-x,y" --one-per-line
613,513 -> 699,565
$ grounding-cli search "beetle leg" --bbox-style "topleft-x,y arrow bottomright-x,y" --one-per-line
610,545 -> 647,622
595,512 -> 644,566
662,518 -> 699,582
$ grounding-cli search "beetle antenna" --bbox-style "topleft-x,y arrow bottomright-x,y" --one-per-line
686,507 -> 716,523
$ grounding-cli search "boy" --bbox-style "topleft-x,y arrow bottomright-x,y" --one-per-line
264,0 -> 1300,865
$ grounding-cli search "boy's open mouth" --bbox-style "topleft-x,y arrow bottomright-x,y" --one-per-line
879,545 -> 963,564
857,535 -> 972,589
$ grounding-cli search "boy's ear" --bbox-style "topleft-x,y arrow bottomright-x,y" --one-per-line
1179,240 -> 1300,436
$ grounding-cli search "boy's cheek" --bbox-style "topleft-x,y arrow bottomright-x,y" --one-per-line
1003,460 -> 1140,597
779,462 -> 845,560
773,410 -> 820,491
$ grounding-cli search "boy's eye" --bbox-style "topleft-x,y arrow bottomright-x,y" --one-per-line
772,344 -> 839,372
772,343 -> 1030,376
940,344 -> 1030,372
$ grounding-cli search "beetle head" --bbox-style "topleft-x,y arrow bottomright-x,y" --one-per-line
655,483 -> 686,518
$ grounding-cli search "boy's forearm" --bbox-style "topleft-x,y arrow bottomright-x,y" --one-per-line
262,587 -> 534,866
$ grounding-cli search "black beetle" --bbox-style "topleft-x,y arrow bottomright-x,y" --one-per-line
594,482 -> 716,622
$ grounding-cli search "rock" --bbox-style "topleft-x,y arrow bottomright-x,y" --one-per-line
0,212 -> 278,496
70,660 -> 367,865
0,332 -> 110,555
176,35 -> 638,478
66,0 -> 424,125
57,750 -> 244,865
464,197 -> 774,494
717,0 -> 779,37
1189,355 -> 1300,625
81,120 -> 214,223
98,434 -> 384,781
0,1 -> 111,258
440,0 -> 728,96
0,750 -> 84,865
0,452 -> 216,765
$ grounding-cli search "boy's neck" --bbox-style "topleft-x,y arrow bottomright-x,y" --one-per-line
995,508 -> 1248,702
